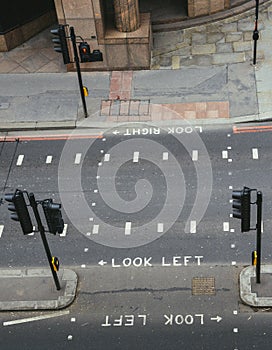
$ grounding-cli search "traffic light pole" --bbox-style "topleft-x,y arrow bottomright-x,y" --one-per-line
256,191 -> 262,284
28,193 -> 61,291
253,0 -> 259,65
70,26 -> 88,118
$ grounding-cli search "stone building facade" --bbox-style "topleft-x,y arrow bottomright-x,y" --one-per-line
0,0 -> 255,70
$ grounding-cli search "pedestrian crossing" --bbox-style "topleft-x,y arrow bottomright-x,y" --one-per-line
0,130 -> 266,246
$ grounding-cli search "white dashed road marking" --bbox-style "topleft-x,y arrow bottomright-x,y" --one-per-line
74,153 -> 82,164
125,222 -> 132,235
46,155 -> 53,164
223,222 -> 230,232
60,224 -> 68,237
252,148 -> 259,159
157,223 -> 164,233
104,154 -> 110,162
16,155 -> 24,166
0,225 -> 4,238
162,152 -> 168,160
222,151 -> 228,159
92,224 -> 99,234
192,150 -> 198,161
133,152 -> 139,163
190,220 -> 197,233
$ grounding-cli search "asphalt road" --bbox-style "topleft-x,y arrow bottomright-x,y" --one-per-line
1,122 -> 272,349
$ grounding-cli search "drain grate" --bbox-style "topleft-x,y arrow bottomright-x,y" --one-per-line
100,99 -> 150,117
192,277 -> 215,296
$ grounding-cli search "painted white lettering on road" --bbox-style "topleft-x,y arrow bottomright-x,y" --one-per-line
101,314 -> 147,327
164,314 -> 204,326
106,256 -> 203,268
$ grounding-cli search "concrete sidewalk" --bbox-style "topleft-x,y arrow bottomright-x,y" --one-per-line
0,60 -> 268,131
0,268 -> 78,311
1,264 -> 272,311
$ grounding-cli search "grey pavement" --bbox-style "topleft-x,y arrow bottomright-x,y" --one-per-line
0,268 -> 78,311
1,264 -> 272,312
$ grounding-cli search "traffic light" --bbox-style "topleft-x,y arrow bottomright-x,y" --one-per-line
90,49 -> 103,62
79,42 -> 91,62
5,190 -> 33,235
79,42 -> 103,62
232,187 -> 251,232
42,199 -> 64,234
51,25 -> 70,65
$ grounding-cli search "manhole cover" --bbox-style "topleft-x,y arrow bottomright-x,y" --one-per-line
192,277 -> 215,296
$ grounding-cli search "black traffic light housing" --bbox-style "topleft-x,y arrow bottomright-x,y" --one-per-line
42,199 -> 64,235
79,42 -> 91,62
51,25 -> 70,65
79,42 -> 103,63
232,187 -> 251,232
5,190 -> 33,235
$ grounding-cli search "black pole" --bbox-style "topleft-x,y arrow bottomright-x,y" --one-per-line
70,26 -> 88,118
28,193 -> 61,291
253,0 -> 259,65
256,191 -> 262,284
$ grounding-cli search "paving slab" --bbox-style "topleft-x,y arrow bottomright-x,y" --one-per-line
240,265 -> 272,307
0,268 -> 78,311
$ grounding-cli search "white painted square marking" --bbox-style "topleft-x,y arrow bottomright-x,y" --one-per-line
192,150 -> 198,161
71,318 -> 76,322
46,155 -> 53,164
60,224 -> 68,237
230,228 -> 235,232
233,328 -> 239,333
227,146 -> 232,150
252,148 -> 259,159
104,154 -> 110,162
84,248 -> 89,252
133,152 -> 139,163
125,222 -> 132,235
231,261 -> 237,266
81,264 -> 86,268
16,155 -> 24,166
231,244 -> 236,249
163,152 -> 168,161
190,220 -> 197,233
229,185 -> 233,190
233,310 -> 238,315
222,150 -> 228,159
0,225 -> 4,238
228,158 -> 233,163
157,223 -> 164,233
74,153 -> 82,164
92,225 -> 99,234
223,222 -> 229,231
